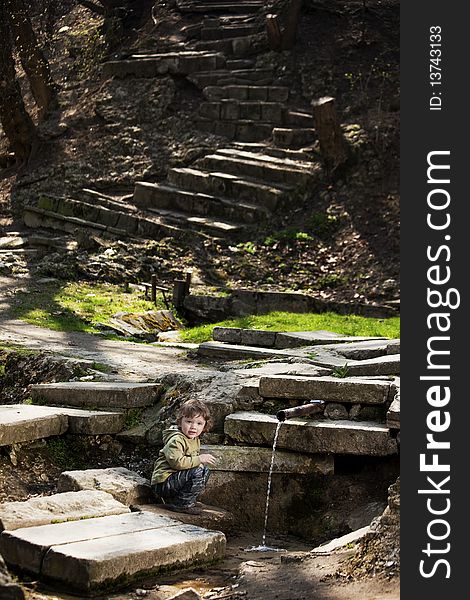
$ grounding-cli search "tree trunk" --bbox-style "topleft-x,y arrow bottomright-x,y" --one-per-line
0,3 -> 37,166
6,0 -> 57,118
312,96 -> 348,174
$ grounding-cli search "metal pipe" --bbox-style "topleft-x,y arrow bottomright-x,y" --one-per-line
276,400 -> 325,422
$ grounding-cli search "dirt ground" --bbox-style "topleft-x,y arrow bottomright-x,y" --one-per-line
22,534 -> 399,600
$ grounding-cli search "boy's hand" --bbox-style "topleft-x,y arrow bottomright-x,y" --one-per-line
199,453 -> 217,466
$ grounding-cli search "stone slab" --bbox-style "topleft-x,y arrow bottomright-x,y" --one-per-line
197,341 -> 295,360
0,404 -> 68,447
310,525 -> 370,555
53,406 -> 125,434
258,375 -> 391,404
224,412 -> 398,456
200,444 -> 334,475
30,382 -> 161,408
344,354 -> 400,376
387,394 -> 400,429
57,468 -> 153,506
317,339 -> 398,360
1,511 -> 225,593
0,490 -> 129,532
0,512 -> 175,574
134,503 -> 235,534
275,331 -> 385,349
233,362 -> 331,378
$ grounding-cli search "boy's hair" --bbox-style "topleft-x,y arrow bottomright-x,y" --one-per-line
176,399 -> 212,432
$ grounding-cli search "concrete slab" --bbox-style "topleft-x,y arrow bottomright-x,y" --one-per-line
0,490 -> 129,532
258,375 -> 391,404
58,467 -> 153,506
30,382 -> 161,408
225,412 -> 398,456
200,444 -> 334,475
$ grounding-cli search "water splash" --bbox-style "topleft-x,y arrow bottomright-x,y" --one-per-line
245,421 -> 285,553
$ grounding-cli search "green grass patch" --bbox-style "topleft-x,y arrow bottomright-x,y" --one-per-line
9,281 -> 162,334
180,311 -> 400,344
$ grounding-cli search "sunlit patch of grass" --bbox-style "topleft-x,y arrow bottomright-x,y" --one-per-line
180,311 -> 400,344
9,281 -> 163,334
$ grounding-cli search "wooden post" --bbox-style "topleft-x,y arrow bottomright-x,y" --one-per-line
266,14 -> 282,50
172,279 -> 187,310
151,273 -> 157,304
281,0 -> 303,50
185,271 -> 192,296
311,96 -> 348,174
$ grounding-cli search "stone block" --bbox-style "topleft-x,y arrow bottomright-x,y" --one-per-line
258,375 -> 391,404
224,412 -> 398,456
54,407 -> 125,435
267,87 -> 289,102
57,468 -> 153,506
240,329 -> 277,347
345,355 -> 400,376
134,503 -> 235,535
0,490 -> 129,532
199,102 -> 221,120
0,405 -> 68,447
387,395 -> 400,429
30,382 -> 161,408
261,103 -> 284,124
310,526 -> 370,555
324,403 -> 349,420
247,86 -> 268,101
200,444 -> 333,475
197,342 -> 294,361
220,100 -> 240,120
239,102 -> 261,120
212,326 -> 242,344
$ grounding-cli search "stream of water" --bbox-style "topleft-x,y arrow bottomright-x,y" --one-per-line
245,421 -> 286,553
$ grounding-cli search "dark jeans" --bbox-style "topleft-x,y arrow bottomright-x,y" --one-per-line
152,466 -> 210,508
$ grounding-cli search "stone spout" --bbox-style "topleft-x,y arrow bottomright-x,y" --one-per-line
276,400 -> 325,422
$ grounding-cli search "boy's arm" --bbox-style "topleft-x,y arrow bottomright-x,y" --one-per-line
164,437 -> 201,470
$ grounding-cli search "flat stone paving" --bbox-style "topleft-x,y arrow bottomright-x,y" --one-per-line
0,512 -> 225,594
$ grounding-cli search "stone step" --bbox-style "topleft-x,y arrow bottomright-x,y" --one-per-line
188,68 -> 273,88
102,51 -> 226,78
196,118 -> 273,142
345,354 -> 400,376
199,152 -> 316,186
200,444 -> 334,475
231,142 -> 315,162
0,404 -> 124,447
0,512 -> 225,594
203,85 -> 289,102
224,412 -> 398,456
177,1 -> 264,13
258,375 -> 393,404
30,382 -> 161,409
285,110 -> 316,127
386,391 -> 400,429
225,58 -> 256,70
167,167 -> 289,211
146,206 -> 242,234
57,467 -> 153,506
199,100 -> 285,123
133,182 -> 270,222
24,196 -> 187,241
200,24 -> 258,40
198,341 -> 297,361
194,33 -> 268,56
318,339 -> 399,360
0,490 -> 129,532
212,327 -> 386,349
134,503 -> 235,535
273,127 -> 317,148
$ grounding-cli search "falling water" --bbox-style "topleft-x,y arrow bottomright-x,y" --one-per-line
245,421 -> 286,552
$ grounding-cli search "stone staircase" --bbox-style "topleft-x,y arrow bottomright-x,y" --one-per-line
23,0 -> 320,241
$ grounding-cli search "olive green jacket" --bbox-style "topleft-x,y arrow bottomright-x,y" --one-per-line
151,426 -> 201,485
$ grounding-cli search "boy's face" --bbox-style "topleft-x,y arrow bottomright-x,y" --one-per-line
180,413 -> 206,439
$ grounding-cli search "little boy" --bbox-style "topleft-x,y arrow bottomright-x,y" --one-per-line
151,399 -> 216,515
